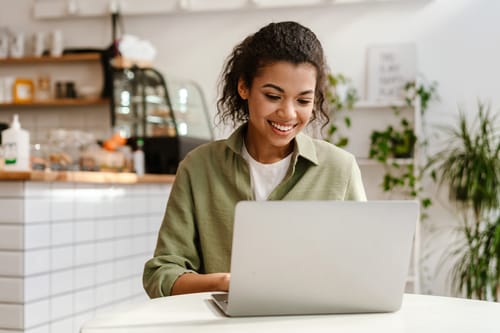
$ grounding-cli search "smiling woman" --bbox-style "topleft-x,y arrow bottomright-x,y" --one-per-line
142,21 -> 367,298
238,61 -> 317,163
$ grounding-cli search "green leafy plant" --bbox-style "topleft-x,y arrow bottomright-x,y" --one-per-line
428,102 -> 500,300
369,118 -> 416,161
325,73 -> 358,147
368,79 -> 437,210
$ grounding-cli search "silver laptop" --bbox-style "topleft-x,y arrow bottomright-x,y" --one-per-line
212,200 -> 418,317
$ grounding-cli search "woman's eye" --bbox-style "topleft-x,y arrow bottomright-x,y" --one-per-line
298,99 -> 312,105
265,94 -> 280,101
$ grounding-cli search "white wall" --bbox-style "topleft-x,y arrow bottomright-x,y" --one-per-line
2,0 -> 499,296
3,1 -> 500,130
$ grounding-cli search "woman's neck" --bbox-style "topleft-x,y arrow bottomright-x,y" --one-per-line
244,137 -> 294,164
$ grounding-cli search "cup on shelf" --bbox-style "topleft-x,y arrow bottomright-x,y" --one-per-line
50,30 -> 63,57
0,79 -> 5,103
65,81 -> 77,98
32,32 -> 46,57
10,32 -> 25,58
54,80 -> 77,99
0,33 -> 8,59
0,77 -> 15,103
55,81 -> 65,99
36,74 -> 51,101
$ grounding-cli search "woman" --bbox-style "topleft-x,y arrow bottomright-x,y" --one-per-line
143,21 -> 366,298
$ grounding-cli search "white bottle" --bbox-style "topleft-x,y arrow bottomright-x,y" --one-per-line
133,138 -> 145,176
2,114 -> 30,171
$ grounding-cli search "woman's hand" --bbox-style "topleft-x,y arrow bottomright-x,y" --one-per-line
171,272 -> 231,296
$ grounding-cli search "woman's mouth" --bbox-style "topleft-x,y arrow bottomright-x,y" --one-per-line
269,121 -> 296,132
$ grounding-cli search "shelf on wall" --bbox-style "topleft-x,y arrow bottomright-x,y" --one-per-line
0,53 -> 101,65
33,0 -> 434,19
0,98 -> 109,107
357,157 -> 414,166
354,100 -> 409,109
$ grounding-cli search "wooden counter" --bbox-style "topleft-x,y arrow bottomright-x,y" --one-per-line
0,170 -> 175,184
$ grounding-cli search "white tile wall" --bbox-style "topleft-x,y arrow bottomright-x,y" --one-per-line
74,266 -> 95,290
25,274 -> 50,302
95,284 -> 113,307
50,294 -> 74,321
0,277 -> 23,303
0,180 -> 171,333
74,289 -> 95,313
50,270 -> 73,296
0,252 -> 23,276
51,222 -> 73,246
25,299 -> 50,328
25,324 -> 50,333
95,241 -> 113,262
50,246 -> 73,271
51,184 -> 74,222
25,249 -> 51,275
0,182 -> 23,197
95,219 -> 114,241
73,311 -> 95,333
75,220 -> 95,243
95,262 -> 113,285
0,225 -> 23,250
25,224 -> 51,249
0,198 -> 24,223
50,317 -> 73,333
24,198 -> 51,223
75,243 -> 96,266
0,303 -> 23,329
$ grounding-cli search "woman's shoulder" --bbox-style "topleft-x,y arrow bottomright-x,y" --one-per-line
183,139 -> 228,159
178,138 -> 234,172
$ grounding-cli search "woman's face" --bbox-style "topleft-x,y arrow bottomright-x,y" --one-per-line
238,61 -> 316,163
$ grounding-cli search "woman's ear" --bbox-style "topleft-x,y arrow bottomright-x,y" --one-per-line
237,78 -> 249,100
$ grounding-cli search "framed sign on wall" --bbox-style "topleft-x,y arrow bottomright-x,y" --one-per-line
365,43 -> 416,102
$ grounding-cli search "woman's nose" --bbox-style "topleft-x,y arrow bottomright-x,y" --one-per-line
277,99 -> 295,118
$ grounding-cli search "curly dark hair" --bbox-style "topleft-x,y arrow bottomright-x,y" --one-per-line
216,21 -> 330,127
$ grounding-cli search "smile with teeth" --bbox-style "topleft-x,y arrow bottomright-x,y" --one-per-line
269,121 -> 296,132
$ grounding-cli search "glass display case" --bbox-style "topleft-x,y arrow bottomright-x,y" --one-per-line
112,67 -> 177,138
111,66 -> 213,173
112,67 -> 213,140
166,78 -> 213,141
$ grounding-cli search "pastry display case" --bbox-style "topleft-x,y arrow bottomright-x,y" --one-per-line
111,66 -> 213,173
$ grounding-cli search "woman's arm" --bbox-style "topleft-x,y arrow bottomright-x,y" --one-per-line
171,272 -> 230,295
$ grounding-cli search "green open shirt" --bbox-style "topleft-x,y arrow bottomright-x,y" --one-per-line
143,124 -> 366,297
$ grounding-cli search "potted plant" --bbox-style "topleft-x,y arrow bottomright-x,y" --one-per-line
368,79 -> 437,207
428,102 -> 500,300
369,118 -> 417,161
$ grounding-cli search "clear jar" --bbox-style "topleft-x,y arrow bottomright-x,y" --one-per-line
30,143 -> 48,170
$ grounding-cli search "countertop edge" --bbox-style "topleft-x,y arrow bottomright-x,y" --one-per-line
0,170 -> 175,184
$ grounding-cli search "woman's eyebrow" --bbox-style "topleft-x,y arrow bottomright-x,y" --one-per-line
261,83 -> 314,95
262,83 -> 284,92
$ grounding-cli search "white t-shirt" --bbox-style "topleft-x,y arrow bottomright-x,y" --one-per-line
241,143 -> 292,201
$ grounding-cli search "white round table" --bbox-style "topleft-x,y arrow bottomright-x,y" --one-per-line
81,292 -> 500,333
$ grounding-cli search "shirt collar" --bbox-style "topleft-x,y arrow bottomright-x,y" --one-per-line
225,123 -> 319,166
